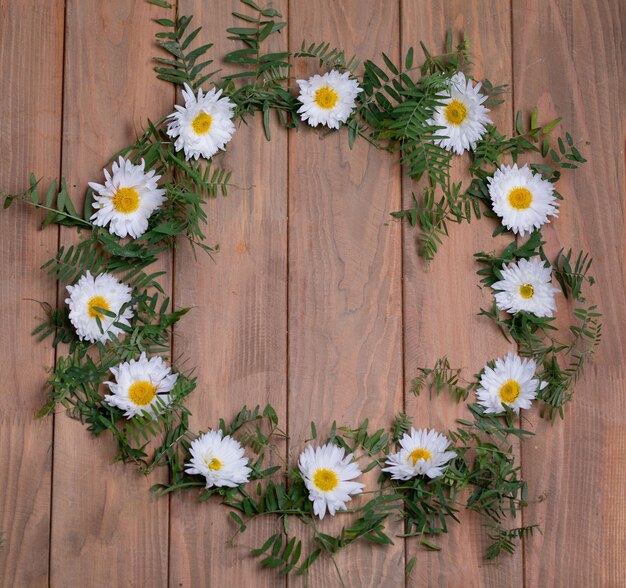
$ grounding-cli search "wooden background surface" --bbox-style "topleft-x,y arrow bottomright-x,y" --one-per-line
1,0 -> 624,586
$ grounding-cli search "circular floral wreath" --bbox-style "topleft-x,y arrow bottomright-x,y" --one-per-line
3,1 -> 600,581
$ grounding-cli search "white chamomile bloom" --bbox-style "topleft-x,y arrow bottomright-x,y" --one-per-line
296,70 -> 362,129
65,271 -> 133,344
492,257 -> 560,317
476,352 -> 547,414
298,443 -> 364,520
184,430 -> 251,489
88,157 -> 166,239
166,83 -> 236,161
488,163 -> 559,236
103,352 -> 178,419
382,428 -> 456,481
429,71 -> 492,155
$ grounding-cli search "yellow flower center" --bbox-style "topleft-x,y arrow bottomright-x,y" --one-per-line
444,99 -> 468,125
207,457 -> 222,471
128,380 -> 157,406
314,86 -> 339,110
87,295 -> 110,319
192,112 -> 213,135
508,187 -> 533,210
112,187 -> 140,214
519,283 -> 535,299
407,448 -> 432,465
499,380 -> 521,403
312,468 -> 339,491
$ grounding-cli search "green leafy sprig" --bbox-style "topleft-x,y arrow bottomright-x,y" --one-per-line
475,232 -> 601,420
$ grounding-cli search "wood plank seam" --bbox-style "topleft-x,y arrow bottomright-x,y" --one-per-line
47,0 -> 68,582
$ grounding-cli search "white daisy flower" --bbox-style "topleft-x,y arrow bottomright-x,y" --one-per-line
488,163 -> 559,236
184,430 -> 251,489
88,157 -> 166,239
166,83 -> 236,161
103,352 -> 178,419
298,443 -> 364,519
296,70 -> 362,129
382,428 -> 456,481
476,352 -> 547,414
428,71 -> 492,155
492,257 -> 560,317
65,271 -> 133,344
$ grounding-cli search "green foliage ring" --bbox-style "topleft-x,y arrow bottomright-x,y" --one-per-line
2,0 -> 600,580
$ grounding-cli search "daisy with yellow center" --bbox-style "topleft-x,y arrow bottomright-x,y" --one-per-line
192,112 -> 212,135
185,430 -> 251,489
428,71 -> 492,155
112,187 -> 140,214
313,468 -> 338,490
88,157 -> 166,239
298,443 -> 364,520
314,86 -> 339,109
103,352 -> 178,419
87,295 -> 109,319
65,271 -> 133,344
444,99 -> 468,125
492,257 -> 560,318
167,83 -> 236,161
519,283 -> 535,299
499,380 -> 521,403
383,428 -> 456,481
488,163 -> 559,236
296,70 -> 362,129
476,353 -> 547,414
128,381 -> 157,406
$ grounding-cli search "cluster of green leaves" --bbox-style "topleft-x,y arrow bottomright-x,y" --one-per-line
475,231 -> 601,420
234,403 -> 542,582
34,273 -> 194,466
149,1 -> 475,177
391,107 -> 582,258
4,146 -> 231,260
485,523 -> 541,559
294,40 -> 360,74
3,175 -> 91,230
222,1 -> 297,135
411,356 -> 478,402
5,17 -> 236,259
161,400 -> 540,584
410,362 -> 540,558
153,13 -> 216,89
114,119 -> 232,256
364,36 -> 475,259
3,179 -> 182,351
1,155 -> 207,469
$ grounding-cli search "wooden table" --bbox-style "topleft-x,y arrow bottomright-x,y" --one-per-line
1,1 -> 624,586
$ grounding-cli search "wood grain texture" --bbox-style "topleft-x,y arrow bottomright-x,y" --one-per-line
1,1 -> 625,585
168,1 -> 288,586
49,2 -> 172,586
513,1 -> 626,585
0,1 -> 64,585
287,1 -> 404,586
401,2 -> 519,586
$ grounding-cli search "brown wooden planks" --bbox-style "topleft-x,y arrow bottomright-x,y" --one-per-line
401,2 -> 519,586
287,1 -> 404,585
168,1 -> 288,586
513,1 -> 626,585
0,1 -> 64,585
1,1 -> 625,584
49,2 -> 172,586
